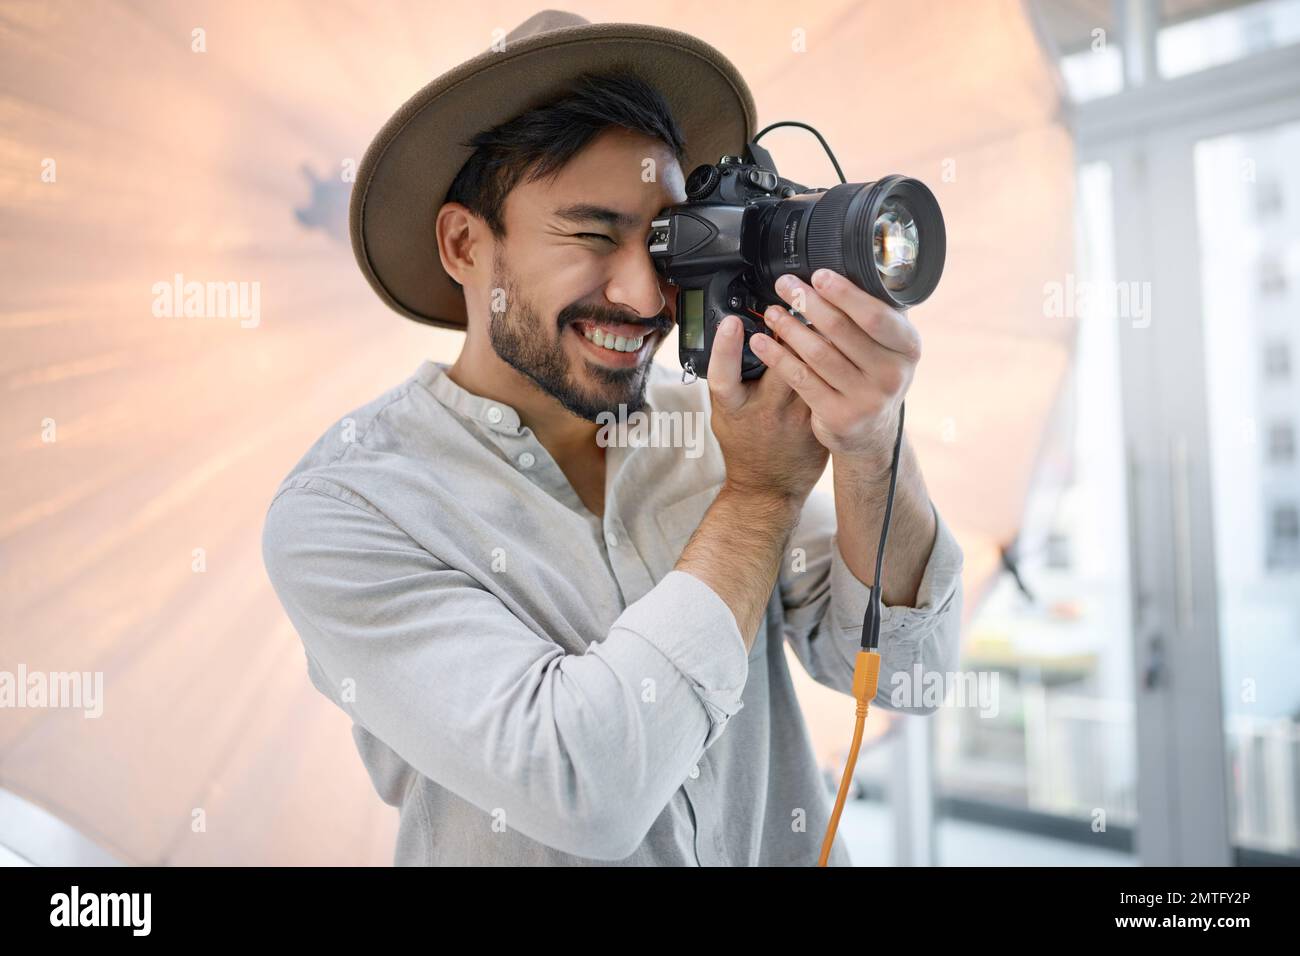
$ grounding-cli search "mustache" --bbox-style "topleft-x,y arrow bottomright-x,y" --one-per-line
558,302 -> 673,335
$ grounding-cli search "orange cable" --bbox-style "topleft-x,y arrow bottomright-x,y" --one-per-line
818,649 -> 881,866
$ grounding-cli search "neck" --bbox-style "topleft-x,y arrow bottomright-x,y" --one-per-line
446,337 -> 601,469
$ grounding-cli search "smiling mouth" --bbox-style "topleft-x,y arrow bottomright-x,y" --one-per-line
567,319 -> 661,367
570,319 -> 657,353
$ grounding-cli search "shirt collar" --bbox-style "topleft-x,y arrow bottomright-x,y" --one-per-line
414,358 -> 673,436
415,360 -> 524,435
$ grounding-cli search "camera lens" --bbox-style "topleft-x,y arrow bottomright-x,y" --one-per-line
768,175 -> 945,309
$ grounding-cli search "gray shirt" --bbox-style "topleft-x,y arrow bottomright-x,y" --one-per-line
261,358 -> 964,865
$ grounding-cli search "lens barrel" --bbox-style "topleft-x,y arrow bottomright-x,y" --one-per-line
792,175 -> 945,309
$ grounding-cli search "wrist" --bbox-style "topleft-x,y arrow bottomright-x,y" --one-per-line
833,448 -> 899,488
717,480 -> 804,524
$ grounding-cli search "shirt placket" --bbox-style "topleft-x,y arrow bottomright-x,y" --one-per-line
683,758 -> 726,865
478,401 -> 588,513
600,440 -> 657,609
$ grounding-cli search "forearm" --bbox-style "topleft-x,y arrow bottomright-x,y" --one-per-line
675,483 -> 802,649
832,435 -> 936,608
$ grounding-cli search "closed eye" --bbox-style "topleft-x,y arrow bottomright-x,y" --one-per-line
575,232 -> 616,245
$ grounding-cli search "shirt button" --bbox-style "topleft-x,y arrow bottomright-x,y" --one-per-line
518,452 -> 535,469
605,531 -> 620,548
486,406 -> 503,424
689,764 -> 700,779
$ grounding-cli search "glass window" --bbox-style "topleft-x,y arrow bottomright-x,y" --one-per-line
1255,177 -> 1284,218
1060,45 -> 1126,101
1267,421 -> 1297,463
1259,256 -> 1288,296
934,162 -> 1137,864
1194,119 -> 1300,857
1264,340 -> 1292,380
1159,0 -> 1300,78
1036,0 -> 1300,97
1267,502 -> 1300,568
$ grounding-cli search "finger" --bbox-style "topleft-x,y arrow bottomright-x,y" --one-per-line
745,324 -> 795,404
749,331 -> 840,415
756,358 -> 799,406
706,314 -> 746,412
807,269 -> 921,359
772,275 -> 913,396
762,303 -> 862,395
808,269 -> 918,355
768,276 -> 880,373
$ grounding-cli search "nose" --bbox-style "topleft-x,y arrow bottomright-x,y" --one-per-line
605,246 -> 669,321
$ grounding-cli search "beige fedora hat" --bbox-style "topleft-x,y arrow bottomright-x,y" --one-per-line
349,9 -> 757,331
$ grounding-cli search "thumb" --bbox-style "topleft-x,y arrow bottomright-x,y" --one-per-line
707,314 -> 746,413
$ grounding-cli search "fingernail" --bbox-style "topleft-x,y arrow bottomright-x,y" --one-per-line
720,314 -> 739,336
776,274 -> 795,294
812,269 -> 832,289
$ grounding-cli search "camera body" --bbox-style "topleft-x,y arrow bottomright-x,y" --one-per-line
648,140 -> 944,380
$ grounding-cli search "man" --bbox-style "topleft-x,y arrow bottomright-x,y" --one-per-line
262,11 -> 963,866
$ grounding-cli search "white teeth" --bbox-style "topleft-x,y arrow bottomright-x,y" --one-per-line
582,326 -> 646,353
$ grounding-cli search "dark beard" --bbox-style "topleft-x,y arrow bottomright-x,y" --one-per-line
487,254 -> 672,423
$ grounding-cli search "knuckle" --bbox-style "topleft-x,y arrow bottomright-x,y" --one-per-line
863,306 -> 886,337
818,311 -> 846,337
804,336 -> 829,365
824,409 -> 851,434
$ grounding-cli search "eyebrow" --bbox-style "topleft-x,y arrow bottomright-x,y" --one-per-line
552,203 -> 643,230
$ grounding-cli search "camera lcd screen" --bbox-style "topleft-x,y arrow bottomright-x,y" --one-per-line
681,288 -> 704,351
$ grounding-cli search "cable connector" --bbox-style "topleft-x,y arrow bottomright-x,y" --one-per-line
818,649 -> 882,866
851,649 -> 881,714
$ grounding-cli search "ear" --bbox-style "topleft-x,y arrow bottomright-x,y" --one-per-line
435,202 -> 484,285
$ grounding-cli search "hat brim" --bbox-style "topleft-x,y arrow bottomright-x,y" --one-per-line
349,21 -> 757,331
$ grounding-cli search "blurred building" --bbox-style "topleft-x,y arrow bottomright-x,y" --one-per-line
900,0 -> 1300,866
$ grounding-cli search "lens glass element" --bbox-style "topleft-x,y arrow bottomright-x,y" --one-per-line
872,198 -> 920,291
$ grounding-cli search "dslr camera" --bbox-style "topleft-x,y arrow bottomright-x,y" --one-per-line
648,140 -> 945,380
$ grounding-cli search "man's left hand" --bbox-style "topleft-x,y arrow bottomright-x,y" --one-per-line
748,267 -> 920,475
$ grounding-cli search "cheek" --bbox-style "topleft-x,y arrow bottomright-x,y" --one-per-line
537,254 -> 608,311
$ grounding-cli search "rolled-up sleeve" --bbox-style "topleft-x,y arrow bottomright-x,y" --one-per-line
779,487 -> 964,714
261,482 -> 748,861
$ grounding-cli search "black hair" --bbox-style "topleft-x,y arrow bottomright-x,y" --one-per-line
442,68 -> 687,287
